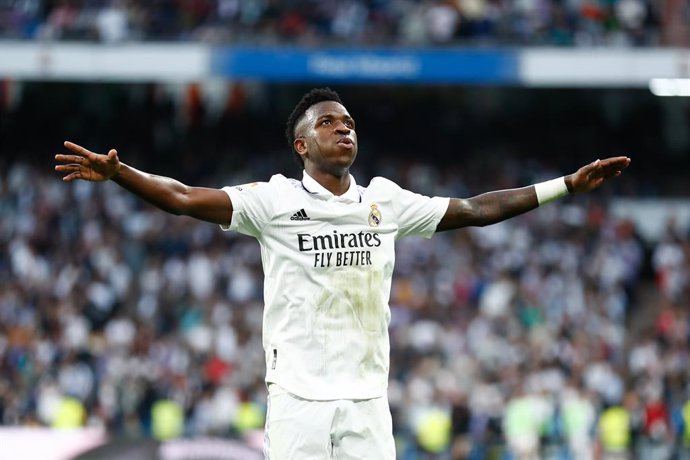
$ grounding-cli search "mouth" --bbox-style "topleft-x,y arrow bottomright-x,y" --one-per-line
337,137 -> 354,146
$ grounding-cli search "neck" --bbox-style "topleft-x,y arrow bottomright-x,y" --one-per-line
305,166 -> 350,196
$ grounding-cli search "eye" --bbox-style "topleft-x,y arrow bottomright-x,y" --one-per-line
321,120 -> 331,126
345,120 -> 354,128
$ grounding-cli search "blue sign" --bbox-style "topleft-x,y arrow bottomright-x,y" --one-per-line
211,47 -> 519,84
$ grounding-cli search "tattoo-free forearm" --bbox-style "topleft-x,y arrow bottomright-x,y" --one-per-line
436,186 -> 539,231
112,163 -> 193,215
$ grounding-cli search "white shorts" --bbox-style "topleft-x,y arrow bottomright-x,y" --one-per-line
263,384 -> 395,460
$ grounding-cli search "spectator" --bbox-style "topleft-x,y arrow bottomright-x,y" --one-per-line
0,0 -> 680,47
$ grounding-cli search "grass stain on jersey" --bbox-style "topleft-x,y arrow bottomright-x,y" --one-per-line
313,267 -> 389,377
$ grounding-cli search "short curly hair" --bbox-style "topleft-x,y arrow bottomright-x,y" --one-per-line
285,88 -> 344,167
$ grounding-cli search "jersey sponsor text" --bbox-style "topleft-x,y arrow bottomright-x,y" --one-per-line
297,230 -> 381,268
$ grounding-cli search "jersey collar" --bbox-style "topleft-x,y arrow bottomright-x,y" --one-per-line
302,170 -> 361,203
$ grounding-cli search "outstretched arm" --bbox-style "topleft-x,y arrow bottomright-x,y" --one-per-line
55,141 -> 233,225
436,156 -> 631,231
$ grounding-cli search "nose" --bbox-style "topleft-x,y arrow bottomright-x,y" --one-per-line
335,121 -> 351,133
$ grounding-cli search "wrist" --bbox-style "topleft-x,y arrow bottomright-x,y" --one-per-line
110,162 -> 123,181
534,176 -> 569,206
564,174 -> 574,193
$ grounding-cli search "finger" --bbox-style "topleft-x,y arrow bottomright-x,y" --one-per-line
601,155 -> 630,163
600,158 -> 630,177
62,171 -> 82,182
107,149 -> 118,161
55,154 -> 85,164
55,164 -> 81,172
588,157 -> 629,179
600,156 -> 631,171
64,141 -> 97,160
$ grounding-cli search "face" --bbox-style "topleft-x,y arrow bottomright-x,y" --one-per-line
294,101 -> 358,177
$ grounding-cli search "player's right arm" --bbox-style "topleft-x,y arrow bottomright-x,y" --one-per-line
55,141 -> 232,225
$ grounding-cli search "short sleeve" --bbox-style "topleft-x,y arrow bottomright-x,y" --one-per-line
391,184 -> 449,239
220,180 -> 275,238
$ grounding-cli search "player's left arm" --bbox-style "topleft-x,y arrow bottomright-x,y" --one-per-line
436,156 -> 631,231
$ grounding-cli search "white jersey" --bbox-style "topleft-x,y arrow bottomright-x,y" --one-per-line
221,171 -> 449,400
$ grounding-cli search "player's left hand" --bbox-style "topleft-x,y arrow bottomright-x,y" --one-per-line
565,156 -> 631,193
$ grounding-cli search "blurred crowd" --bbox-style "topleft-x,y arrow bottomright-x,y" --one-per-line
1,155 -> 689,459
0,0 -> 688,47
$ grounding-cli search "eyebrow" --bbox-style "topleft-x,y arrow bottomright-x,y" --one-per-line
316,113 -> 355,123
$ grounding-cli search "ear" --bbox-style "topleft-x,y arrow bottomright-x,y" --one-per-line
294,137 -> 307,155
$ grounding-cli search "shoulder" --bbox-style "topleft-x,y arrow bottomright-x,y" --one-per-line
356,177 -> 405,206
369,176 -> 401,189
226,174 -> 293,192
281,176 -> 305,191
268,174 -> 305,190
363,176 -> 403,195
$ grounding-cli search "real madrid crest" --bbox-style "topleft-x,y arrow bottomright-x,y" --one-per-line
368,203 -> 382,227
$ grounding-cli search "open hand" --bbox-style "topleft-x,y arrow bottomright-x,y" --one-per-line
55,141 -> 121,182
566,156 -> 631,193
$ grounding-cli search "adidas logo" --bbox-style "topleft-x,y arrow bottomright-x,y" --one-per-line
290,209 -> 310,221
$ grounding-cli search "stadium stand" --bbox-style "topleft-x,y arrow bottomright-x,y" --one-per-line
1,81 -> 689,459
0,0 -> 688,47
0,1 -> 689,459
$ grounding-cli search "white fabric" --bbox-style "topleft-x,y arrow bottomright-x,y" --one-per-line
221,172 -> 449,400
534,176 -> 569,206
264,384 -> 395,460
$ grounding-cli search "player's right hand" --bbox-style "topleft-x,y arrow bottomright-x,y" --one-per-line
55,141 -> 121,182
